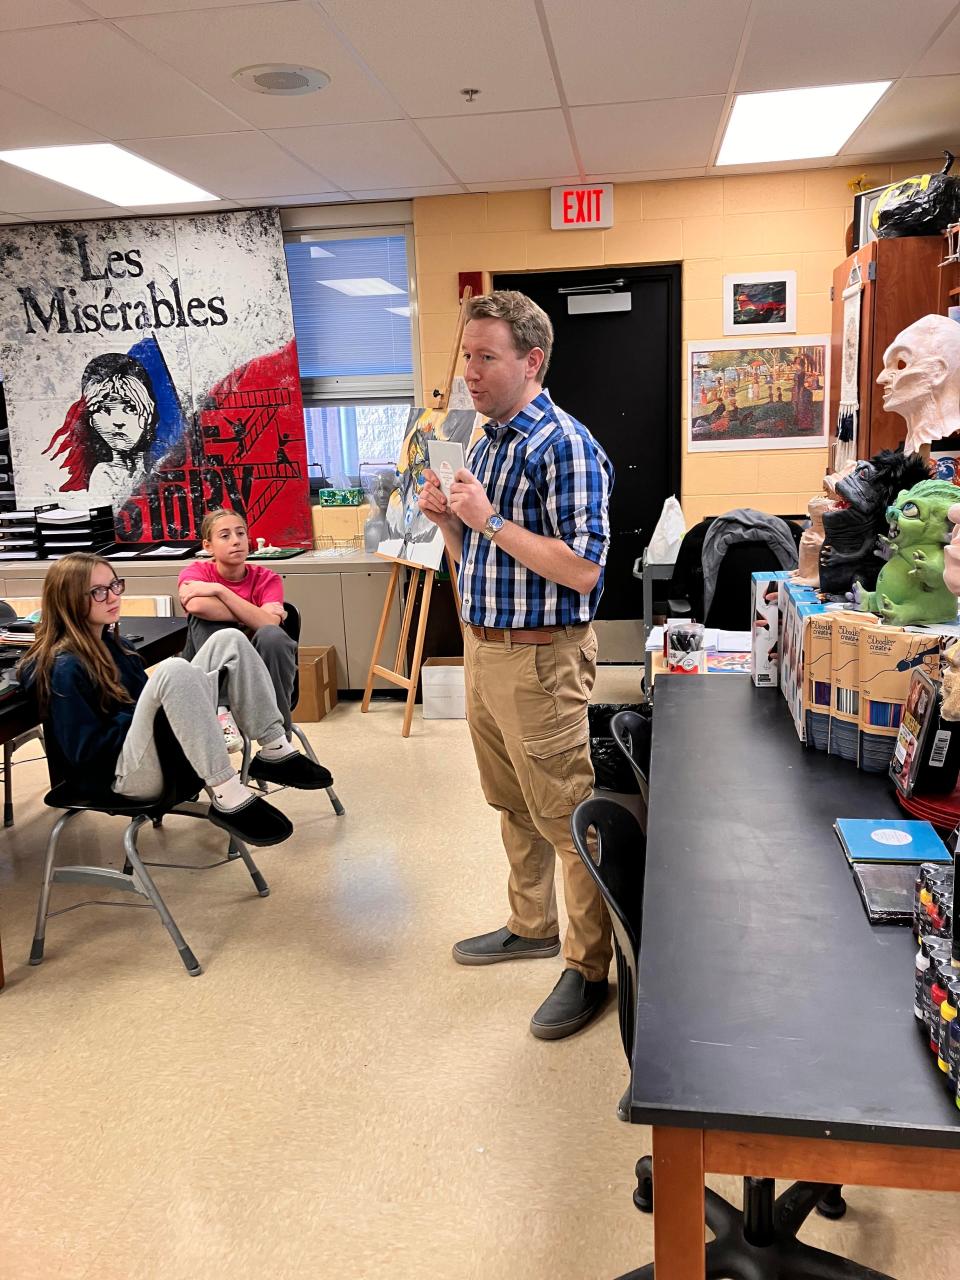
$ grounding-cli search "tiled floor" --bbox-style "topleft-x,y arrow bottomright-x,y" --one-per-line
0,667 -> 954,1278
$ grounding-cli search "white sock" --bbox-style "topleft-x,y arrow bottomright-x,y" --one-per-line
258,734 -> 298,761
209,774 -> 256,812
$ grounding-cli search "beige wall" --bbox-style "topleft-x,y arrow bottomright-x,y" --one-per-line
413,159 -> 936,525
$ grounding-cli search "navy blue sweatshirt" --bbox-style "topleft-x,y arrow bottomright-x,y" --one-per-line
41,631 -> 147,785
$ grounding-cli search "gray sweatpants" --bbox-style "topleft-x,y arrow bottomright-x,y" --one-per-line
114,630 -> 286,799
183,617 -> 297,733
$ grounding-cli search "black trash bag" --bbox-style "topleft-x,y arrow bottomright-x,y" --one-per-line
588,702 -> 648,793
875,151 -> 960,238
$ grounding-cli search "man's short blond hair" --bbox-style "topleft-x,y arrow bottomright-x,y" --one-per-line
466,290 -> 554,382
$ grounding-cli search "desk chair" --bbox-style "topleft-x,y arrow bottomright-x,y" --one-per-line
31,709 -> 269,979
610,711 -> 650,823
570,796 -> 884,1280
235,603 -> 344,817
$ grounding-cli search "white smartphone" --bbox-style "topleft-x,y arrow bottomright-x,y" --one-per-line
428,440 -> 466,499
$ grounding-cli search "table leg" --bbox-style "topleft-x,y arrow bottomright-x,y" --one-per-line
652,1126 -> 705,1280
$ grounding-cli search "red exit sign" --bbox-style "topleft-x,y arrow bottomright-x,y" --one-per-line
550,183 -> 613,230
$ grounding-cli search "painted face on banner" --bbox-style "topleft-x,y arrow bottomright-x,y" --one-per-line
90,392 -> 150,456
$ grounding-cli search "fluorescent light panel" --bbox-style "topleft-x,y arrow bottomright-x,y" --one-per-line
320,277 -> 405,296
0,143 -> 218,207
386,305 -> 411,317
716,81 -> 891,165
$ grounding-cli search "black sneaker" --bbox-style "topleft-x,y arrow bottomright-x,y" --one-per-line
208,796 -> 293,847
530,968 -> 609,1040
452,925 -> 561,966
248,752 -> 333,790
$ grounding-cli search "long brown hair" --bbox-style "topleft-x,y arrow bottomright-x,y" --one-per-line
17,553 -> 135,713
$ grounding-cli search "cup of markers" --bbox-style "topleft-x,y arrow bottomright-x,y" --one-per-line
666,622 -> 706,675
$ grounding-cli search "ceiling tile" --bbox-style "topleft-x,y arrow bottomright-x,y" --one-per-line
0,0 -> 92,29
85,0 -> 287,14
544,0 -> 749,105
0,88 -> 103,149
322,0 -> 558,117
0,164 -> 117,214
0,212 -> 25,223
0,23 -> 244,138
124,132 -> 341,200
417,110 -> 577,184
737,0 -> 957,91
842,74 -> 960,157
347,185 -> 467,199
465,178 -> 559,192
117,1 -> 401,129
15,207 -> 133,222
237,192 -> 354,206
267,120 -> 455,189
572,97 -> 725,173
911,10 -> 960,76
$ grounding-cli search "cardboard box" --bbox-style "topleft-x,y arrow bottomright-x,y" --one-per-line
750,570 -> 792,688
292,644 -> 338,723
802,614 -> 835,750
827,612 -> 877,761
422,657 -> 466,719
859,625 -> 949,773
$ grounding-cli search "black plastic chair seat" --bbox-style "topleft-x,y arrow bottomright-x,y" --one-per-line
43,782 -> 173,818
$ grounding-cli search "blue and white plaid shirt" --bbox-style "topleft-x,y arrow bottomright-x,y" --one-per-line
459,389 -> 613,628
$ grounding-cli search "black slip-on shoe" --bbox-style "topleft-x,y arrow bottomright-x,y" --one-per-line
530,968 -> 609,1040
452,925 -> 561,966
208,796 -> 293,847
248,753 -> 333,790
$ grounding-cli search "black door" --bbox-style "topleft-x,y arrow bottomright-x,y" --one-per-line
494,265 -> 680,621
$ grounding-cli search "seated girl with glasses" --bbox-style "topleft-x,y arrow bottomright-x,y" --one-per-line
18,554 -> 334,847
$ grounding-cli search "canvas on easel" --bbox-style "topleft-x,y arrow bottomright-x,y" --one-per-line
376,407 -> 482,568
362,285 -> 479,737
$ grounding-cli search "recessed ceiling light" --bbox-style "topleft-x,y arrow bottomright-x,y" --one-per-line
716,81 -> 891,166
386,305 -> 411,317
233,63 -> 330,96
320,277 -> 405,297
0,143 -> 218,206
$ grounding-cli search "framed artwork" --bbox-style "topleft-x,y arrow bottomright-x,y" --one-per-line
688,336 -> 830,453
722,271 -> 796,335
852,185 -> 888,250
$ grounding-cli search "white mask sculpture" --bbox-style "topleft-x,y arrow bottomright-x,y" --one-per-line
877,314 -> 960,453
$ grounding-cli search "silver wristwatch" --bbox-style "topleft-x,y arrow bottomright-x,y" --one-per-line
482,513 -> 505,540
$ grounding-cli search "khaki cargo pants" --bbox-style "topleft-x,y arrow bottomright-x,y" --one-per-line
463,623 -> 612,982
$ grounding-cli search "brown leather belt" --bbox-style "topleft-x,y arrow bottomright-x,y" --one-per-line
469,623 -> 568,645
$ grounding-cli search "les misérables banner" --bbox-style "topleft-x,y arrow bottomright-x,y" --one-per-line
0,207 -> 310,546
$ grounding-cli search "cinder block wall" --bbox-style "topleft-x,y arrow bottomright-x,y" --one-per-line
413,160 -> 936,525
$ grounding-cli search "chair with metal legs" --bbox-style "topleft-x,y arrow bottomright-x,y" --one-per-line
610,709 -> 650,829
236,603 -> 344,817
571,796 -> 884,1280
31,708 -> 269,979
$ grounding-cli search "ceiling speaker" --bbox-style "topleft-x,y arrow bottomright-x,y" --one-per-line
233,64 -> 331,96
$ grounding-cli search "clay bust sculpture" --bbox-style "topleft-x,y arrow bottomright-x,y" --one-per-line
819,450 -> 931,600
877,314 -> 960,453
852,479 -> 959,625
794,494 -> 834,587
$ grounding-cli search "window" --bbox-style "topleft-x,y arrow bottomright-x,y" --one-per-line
284,227 -> 418,488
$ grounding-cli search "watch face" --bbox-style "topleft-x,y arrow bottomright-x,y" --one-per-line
489,514 -> 504,531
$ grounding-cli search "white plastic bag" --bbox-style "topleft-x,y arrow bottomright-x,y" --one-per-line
647,495 -> 686,565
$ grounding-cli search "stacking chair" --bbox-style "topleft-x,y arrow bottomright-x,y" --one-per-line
570,796 -> 877,1280
610,710 -> 650,824
0,598 -> 43,829
31,708 -> 269,979
236,603 -> 344,817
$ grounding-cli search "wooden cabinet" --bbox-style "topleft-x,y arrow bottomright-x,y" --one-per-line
829,236 -> 945,458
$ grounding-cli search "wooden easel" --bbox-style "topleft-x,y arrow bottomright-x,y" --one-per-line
360,289 -> 471,737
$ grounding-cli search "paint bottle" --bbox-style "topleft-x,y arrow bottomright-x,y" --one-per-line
939,979 -> 960,1078
916,864 -> 945,934
923,941 -> 953,1031
917,936 -> 937,1022
930,962 -> 951,1054
932,890 -> 949,938
948,981 -> 960,1092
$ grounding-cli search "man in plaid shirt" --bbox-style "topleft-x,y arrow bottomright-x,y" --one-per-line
419,290 -> 614,1040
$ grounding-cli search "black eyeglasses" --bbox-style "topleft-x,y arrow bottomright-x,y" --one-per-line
89,578 -> 126,603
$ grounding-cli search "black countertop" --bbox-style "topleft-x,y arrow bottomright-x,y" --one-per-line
630,675 -> 960,1149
